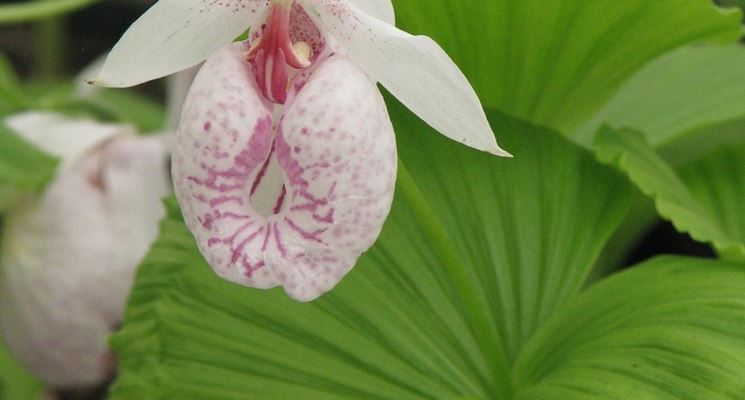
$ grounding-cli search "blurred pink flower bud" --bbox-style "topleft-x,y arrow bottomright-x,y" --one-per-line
0,112 -> 171,388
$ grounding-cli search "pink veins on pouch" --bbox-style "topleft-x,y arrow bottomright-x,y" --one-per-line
173,40 -> 397,301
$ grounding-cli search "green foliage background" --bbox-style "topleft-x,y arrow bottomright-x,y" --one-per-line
2,0 -> 745,399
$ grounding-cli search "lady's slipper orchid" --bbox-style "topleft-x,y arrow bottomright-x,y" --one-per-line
94,0 -> 509,301
0,112 -> 171,388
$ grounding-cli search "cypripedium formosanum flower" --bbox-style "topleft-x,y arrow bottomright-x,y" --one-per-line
94,0 -> 509,301
0,112 -> 171,388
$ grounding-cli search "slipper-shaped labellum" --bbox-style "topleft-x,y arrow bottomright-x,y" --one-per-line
175,43 -> 396,301
0,113 -> 171,388
95,0 -> 510,301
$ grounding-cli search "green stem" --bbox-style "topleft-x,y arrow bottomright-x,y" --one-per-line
0,0 -> 99,24
33,17 -> 66,80
396,161 -> 513,399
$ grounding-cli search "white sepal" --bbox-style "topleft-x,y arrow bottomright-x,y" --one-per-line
302,0 -> 510,156
344,0 -> 395,25
92,0 -> 270,88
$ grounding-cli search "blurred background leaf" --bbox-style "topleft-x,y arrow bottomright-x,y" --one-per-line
0,340 -> 42,400
0,0 -> 99,25
0,53 -> 27,116
3,80 -> 166,133
39,88 -> 167,133
0,0 -> 167,132
84,89 -> 165,133
0,122 -> 58,211
717,0 -> 745,11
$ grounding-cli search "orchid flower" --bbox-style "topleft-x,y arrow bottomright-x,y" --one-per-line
0,112 -> 171,388
94,0 -> 509,302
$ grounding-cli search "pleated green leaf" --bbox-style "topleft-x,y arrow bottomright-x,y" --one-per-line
392,0 -> 741,133
594,126 -> 745,260
513,256 -> 745,400
576,44 -> 745,152
389,108 -> 633,363
0,123 -> 59,210
110,110 -> 632,399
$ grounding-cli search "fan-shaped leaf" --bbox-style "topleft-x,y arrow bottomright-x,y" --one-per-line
110,110 -> 632,399
513,256 -> 745,399
576,44 -> 745,153
392,0 -> 741,133
679,142 -> 745,259
594,126 -> 745,260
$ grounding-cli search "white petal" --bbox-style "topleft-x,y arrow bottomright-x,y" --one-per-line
92,0 -> 270,88
4,112 -> 131,173
302,0 -> 510,156
173,44 -> 396,301
345,0 -> 394,25
0,134 -> 170,387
